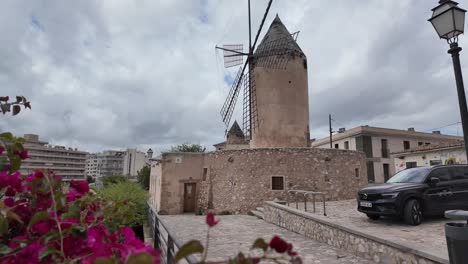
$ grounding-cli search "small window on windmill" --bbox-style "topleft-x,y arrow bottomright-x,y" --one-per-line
175,156 -> 183,164
202,168 -> 208,181
271,176 -> 285,190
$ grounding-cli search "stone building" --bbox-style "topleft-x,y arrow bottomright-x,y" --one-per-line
392,141 -> 466,172
312,126 -> 462,183
149,16 -> 368,215
213,121 -> 249,151
149,148 -> 366,214
21,134 -> 87,181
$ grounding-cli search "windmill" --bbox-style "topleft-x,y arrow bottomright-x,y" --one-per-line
217,0 -> 301,138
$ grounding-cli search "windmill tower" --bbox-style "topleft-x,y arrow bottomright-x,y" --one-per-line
218,0 -> 310,148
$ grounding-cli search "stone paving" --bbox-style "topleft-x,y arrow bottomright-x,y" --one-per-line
286,199 -> 465,261
160,214 -> 372,263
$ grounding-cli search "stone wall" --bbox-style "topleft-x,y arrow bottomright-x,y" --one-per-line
197,148 -> 367,214
263,201 -> 442,264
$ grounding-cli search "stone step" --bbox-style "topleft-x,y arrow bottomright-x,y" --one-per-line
256,207 -> 264,212
250,210 -> 264,220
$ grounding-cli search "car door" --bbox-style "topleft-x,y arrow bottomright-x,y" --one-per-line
448,166 -> 468,210
424,167 -> 456,214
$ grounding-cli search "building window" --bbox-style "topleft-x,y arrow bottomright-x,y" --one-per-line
430,160 -> 442,166
271,176 -> 285,190
344,141 -> 349,150
355,168 -> 360,178
334,144 -> 339,149
425,142 -> 430,146
418,142 -> 423,146
403,141 -> 410,150
406,162 -> 417,168
381,139 -> 389,158
383,163 -> 390,182
202,168 -> 208,181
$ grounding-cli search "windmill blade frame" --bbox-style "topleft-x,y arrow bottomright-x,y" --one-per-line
220,67 -> 244,127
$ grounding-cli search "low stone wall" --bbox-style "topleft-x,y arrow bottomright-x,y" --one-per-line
197,148 -> 367,214
263,201 -> 445,264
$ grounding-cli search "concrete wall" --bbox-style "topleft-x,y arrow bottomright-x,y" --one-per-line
123,149 -> 147,177
197,148 -> 367,214
394,148 -> 467,173
250,56 -> 309,148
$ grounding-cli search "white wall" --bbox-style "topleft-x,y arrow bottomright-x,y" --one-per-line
394,148 -> 467,173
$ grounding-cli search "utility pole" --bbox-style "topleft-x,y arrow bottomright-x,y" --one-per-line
329,114 -> 333,148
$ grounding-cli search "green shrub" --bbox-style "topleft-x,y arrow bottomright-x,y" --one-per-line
99,181 -> 149,227
101,175 -> 128,187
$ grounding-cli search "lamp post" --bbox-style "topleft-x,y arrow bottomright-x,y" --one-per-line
429,0 -> 468,160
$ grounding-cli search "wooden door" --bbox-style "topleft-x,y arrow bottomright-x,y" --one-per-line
183,183 -> 196,213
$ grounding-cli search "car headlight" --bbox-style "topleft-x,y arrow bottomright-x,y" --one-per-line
381,192 -> 399,199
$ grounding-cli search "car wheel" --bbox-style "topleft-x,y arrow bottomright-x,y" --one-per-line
366,214 -> 380,220
403,199 -> 422,226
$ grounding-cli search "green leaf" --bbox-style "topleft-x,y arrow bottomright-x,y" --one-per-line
251,238 -> 268,251
0,132 -> 13,141
0,215 -> 8,235
126,253 -> 154,264
0,244 -> 12,255
9,155 -> 21,172
39,247 -> 60,259
28,211 -> 50,228
174,240 -> 204,262
6,210 -> 23,225
12,105 -> 20,116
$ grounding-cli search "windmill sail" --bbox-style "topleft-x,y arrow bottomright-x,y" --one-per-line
222,44 -> 244,68
220,67 -> 244,127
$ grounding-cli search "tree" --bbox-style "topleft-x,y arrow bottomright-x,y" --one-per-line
101,175 -> 128,187
137,165 -> 150,190
170,143 -> 206,153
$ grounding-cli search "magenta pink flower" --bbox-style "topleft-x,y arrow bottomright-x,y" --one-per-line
70,180 -> 89,194
32,219 -> 55,236
0,146 -> 4,155
206,211 -> 219,227
269,236 -> 292,253
4,197 -> 14,207
13,150 -> 30,160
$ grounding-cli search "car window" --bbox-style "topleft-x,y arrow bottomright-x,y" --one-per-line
428,168 -> 452,182
449,167 -> 468,180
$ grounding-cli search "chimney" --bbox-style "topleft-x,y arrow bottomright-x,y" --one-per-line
408,128 -> 415,132
432,131 -> 441,134
338,128 -> 346,133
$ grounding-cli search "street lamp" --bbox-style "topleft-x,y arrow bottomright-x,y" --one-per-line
429,0 -> 468,160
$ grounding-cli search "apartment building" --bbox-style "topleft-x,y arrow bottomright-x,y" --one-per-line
85,154 -> 98,179
21,134 -> 87,181
122,148 -> 147,178
95,150 -> 125,181
312,126 -> 463,183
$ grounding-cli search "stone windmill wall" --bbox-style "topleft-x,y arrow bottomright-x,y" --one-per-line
250,15 -> 310,148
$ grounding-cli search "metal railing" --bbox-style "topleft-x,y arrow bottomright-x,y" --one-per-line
147,204 -> 198,264
287,190 -> 327,216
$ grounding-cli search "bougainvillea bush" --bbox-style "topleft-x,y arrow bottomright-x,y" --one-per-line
0,133 -> 159,264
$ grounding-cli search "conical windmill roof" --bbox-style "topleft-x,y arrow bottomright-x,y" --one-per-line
254,14 -> 304,56
228,121 -> 245,138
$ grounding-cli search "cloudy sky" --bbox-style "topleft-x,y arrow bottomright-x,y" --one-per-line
0,0 -> 467,154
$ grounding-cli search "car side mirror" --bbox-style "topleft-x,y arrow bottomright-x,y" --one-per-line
429,177 -> 440,186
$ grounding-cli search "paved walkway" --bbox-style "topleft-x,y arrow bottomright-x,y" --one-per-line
160,215 -> 372,263
287,199 -> 464,261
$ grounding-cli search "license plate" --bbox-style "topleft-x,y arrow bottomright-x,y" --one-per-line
360,201 -> 372,208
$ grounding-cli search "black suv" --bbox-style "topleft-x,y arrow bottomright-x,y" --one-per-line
357,165 -> 468,225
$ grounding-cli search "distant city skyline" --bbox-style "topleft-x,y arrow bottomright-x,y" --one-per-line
0,1 -> 467,153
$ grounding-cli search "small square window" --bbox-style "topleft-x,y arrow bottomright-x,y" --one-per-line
271,176 -> 284,190
403,141 -> 410,150
334,144 -> 339,149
